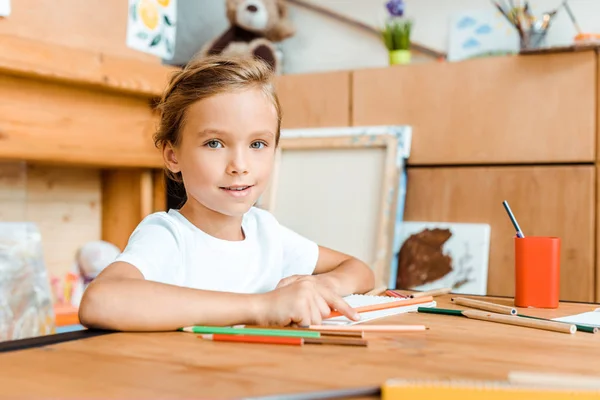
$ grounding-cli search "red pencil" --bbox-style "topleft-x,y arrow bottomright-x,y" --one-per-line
200,334 -> 302,346
385,290 -> 407,298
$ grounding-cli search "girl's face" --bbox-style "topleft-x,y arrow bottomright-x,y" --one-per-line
165,87 -> 278,218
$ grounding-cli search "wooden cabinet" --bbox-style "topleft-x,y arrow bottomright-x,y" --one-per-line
276,71 -> 351,129
353,51 -> 596,165
403,165 -> 595,302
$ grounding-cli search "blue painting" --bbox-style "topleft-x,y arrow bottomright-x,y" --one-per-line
448,9 -> 519,62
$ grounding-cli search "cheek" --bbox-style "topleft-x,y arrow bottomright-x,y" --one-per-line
180,150 -> 217,182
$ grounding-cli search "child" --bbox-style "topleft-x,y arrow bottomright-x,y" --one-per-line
78,55 -> 375,332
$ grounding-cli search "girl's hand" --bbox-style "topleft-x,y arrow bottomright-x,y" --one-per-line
276,274 -> 341,294
254,278 -> 359,327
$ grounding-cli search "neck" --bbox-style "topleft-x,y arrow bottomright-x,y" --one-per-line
179,200 -> 245,241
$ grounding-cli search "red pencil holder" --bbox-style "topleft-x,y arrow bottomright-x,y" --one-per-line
514,236 -> 560,308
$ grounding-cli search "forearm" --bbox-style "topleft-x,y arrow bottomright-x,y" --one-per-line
79,278 -> 262,332
317,258 -> 375,296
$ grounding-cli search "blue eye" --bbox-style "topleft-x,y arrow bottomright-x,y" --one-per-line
251,141 -> 266,149
206,140 -> 222,149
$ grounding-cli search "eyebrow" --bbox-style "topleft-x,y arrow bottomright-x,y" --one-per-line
197,129 -> 276,139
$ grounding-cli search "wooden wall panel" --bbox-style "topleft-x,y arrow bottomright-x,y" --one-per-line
596,50 -> 600,302
403,165 -> 595,302
0,74 -> 162,167
153,169 -> 167,213
276,71 -> 351,129
353,51 -> 596,165
0,162 -> 101,279
0,0 -> 158,63
102,169 -> 156,250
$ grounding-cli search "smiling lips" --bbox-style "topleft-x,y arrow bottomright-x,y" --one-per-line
220,185 -> 254,198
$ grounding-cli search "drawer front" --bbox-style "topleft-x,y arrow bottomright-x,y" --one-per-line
353,52 -> 596,165
277,71 -> 350,129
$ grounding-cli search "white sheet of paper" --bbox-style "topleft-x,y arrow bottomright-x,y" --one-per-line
323,294 -> 436,326
0,0 -> 11,17
553,308 -> 600,328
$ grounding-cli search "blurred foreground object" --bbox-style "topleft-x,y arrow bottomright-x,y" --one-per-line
0,223 -> 54,341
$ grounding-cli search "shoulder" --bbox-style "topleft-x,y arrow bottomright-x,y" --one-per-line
128,211 -> 184,244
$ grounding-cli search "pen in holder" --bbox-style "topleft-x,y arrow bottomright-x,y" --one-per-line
502,200 -> 560,308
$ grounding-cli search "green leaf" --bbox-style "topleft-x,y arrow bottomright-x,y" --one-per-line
131,3 -> 137,22
163,15 -> 173,26
150,34 -> 162,47
136,31 -> 148,40
165,38 -> 173,55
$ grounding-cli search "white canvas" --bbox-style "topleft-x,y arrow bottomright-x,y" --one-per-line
447,9 -> 519,62
394,222 -> 490,295
126,0 -> 177,60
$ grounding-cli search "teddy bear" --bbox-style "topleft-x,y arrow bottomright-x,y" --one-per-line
197,0 -> 295,73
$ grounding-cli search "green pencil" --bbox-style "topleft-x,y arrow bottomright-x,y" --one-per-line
417,307 -> 597,334
179,326 -> 322,338
417,307 -> 463,316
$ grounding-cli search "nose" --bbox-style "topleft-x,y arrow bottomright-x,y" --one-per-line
247,4 -> 257,12
227,149 -> 249,176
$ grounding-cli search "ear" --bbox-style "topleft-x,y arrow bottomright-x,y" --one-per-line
162,142 -> 181,174
266,1 -> 295,42
225,0 -> 238,24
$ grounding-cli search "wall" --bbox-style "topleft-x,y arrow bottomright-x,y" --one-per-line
286,0 -> 600,74
0,162 -> 101,279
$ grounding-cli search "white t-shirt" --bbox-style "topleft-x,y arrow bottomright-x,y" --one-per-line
113,207 -> 319,294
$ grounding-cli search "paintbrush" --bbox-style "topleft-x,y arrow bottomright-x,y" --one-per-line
563,0 -> 582,35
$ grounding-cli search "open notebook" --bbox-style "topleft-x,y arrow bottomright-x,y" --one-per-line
323,294 -> 436,326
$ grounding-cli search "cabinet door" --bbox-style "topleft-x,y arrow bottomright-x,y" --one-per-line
276,71 -> 350,129
403,165 -> 595,302
353,51 -> 596,165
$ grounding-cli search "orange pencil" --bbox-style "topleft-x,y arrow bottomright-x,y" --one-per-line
200,334 -> 302,346
326,296 -> 435,319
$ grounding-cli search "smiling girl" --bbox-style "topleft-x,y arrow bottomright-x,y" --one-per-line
78,55 -> 374,331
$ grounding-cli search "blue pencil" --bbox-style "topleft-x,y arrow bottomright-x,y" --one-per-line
502,200 -> 525,238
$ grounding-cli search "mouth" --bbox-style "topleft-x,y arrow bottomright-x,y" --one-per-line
219,185 -> 254,198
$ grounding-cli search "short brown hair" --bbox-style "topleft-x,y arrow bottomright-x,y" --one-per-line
154,55 -> 282,184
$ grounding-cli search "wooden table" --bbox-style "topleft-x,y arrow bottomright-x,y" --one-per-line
1,294 -> 600,399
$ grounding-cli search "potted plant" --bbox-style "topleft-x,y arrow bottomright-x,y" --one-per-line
381,0 -> 413,65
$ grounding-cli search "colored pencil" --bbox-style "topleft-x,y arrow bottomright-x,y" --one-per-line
385,289 -> 408,298
181,326 -> 321,338
308,324 -> 427,332
327,296 -> 434,318
304,337 -> 368,347
200,334 -> 302,346
451,296 -> 517,315
519,314 -> 598,334
235,325 -> 364,338
418,307 -> 464,316
418,306 -> 597,334
409,288 -> 452,298
199,334 -> 367,347
462,310 -> 576,334
242,386 -> 381,400
417,307 -> 576,334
